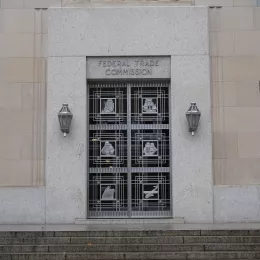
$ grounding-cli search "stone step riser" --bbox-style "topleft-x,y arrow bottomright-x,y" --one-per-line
2,230 -> 260,260
0,237 -> 182,245
3,244 -> 260,253
0,238 -> 71,245
0,231 -> 200,238
1,251 -> 260,260
0,244 -> 203,253
2,236 -> 260,245
184,236 -> 260,243
1,230 -> 260,238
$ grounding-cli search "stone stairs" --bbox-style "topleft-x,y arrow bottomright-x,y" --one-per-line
1,229 -> 260,259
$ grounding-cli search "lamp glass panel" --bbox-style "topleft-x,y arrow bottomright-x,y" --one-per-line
67,116 -> 72,129
187,114 -> 192,128
59,116 -> 68,129
192,115 -> 197,128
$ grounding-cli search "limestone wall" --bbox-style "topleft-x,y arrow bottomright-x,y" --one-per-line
0,2 -> 57,186
210,5 -> 260,185
0,0 -> 260,188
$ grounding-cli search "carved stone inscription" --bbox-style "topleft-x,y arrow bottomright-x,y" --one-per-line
87,57 -> 170,79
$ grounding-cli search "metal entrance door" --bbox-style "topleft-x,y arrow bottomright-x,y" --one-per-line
88,81 -> 171,218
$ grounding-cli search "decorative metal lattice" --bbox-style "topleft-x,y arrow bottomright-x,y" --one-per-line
131,173 -> 171,217
89,173 -> 128,218
132,130 -> 170,167
131,82 -> 169,124
89,83 -> 127,125
89,130 -> 127,168
88,81 -> 171,218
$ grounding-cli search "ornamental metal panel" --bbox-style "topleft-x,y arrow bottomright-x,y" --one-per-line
88,81 -> 171,218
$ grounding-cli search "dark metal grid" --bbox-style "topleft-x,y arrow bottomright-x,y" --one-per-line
89,167 -> 170,173
89,173 -> 128,217
131,172 -> 171,215
131,130 -> 170,167
89,130 -> 127,167
88,80 -> 171,218
89,83 -> 127,125
131,82 -> 169,124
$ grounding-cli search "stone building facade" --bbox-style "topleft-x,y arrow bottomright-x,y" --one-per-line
0,0 -> 260,224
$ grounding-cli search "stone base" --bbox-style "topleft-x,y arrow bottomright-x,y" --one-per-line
74,218 -> 185,225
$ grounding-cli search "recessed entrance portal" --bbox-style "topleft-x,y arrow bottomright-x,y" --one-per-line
87,81 -> 171,218
46,8 -> 212,224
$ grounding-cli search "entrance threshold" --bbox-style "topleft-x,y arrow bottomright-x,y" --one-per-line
1,223 -> 260,232
75,218 -> 184,225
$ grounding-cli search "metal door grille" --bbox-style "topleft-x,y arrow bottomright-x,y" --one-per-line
88,81 -> 171,218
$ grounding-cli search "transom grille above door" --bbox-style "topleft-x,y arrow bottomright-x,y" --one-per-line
88,81 -> 171,218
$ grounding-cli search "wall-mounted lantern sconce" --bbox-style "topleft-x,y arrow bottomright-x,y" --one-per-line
58,104 -> 73,137
186,102 -> 201,136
